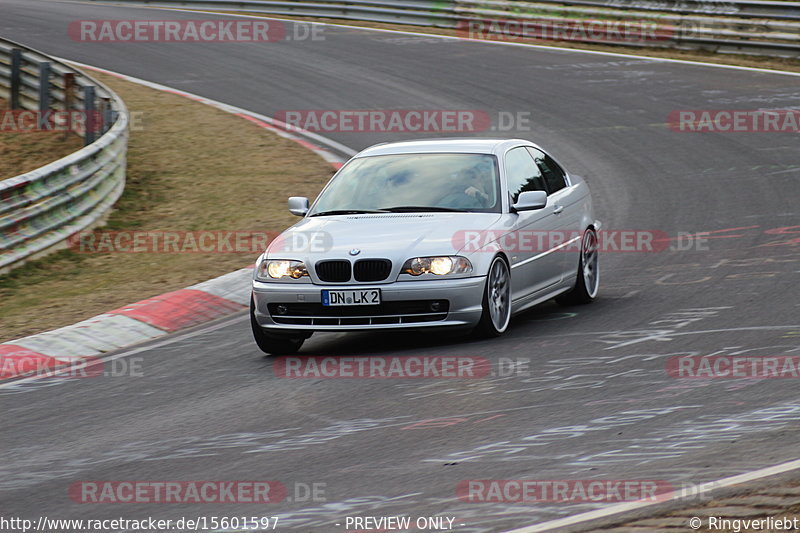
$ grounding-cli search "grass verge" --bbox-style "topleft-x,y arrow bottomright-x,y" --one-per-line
0,98 -> 84,179
0,71 -> 335,342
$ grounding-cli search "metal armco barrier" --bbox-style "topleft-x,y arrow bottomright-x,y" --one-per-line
80,0 -> 800,58
0,38 -> 128,272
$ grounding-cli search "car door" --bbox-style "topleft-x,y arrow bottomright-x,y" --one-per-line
527,147 -> 582,283
503,146 -> 564,299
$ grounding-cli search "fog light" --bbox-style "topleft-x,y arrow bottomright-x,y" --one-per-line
276,304 -> 288,315
430,301 -> 442,312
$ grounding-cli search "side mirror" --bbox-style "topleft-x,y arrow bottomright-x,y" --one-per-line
512,190 -> 547,212
288,196 -> 309,216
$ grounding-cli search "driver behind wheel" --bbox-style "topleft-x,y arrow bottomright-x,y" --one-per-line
463,167 -> 491,205
439,164 -> 494,210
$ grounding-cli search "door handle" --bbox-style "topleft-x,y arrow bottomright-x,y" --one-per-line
553,205 -> 565,215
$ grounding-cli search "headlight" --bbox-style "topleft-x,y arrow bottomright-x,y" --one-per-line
256,259 -> 309,280
401,256 -> 473,276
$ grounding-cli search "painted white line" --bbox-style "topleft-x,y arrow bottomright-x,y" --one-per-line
75,1 -> 800,78
505,457 -> 800,532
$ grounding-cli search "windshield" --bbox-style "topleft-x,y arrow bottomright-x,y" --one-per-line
308,153 -> 501,215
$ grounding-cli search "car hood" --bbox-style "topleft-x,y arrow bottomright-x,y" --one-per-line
268,212 -> 503,262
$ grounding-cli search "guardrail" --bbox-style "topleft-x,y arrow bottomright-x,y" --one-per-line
569,0 -> 800,20
82,0 -> 800,58
0,38 -> 128,273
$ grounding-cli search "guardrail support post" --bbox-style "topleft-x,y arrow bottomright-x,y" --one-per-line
101,97 -> 113,133
83,85 -> 96,145
38,61 -> 52,131
10,49 -> 22,110
64,73 -> 75,139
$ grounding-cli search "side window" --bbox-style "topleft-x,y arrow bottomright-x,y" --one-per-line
504,147 -> 546,204
527,147 -> 568,194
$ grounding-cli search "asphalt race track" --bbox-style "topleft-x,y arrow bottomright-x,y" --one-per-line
1,1 -> 799,530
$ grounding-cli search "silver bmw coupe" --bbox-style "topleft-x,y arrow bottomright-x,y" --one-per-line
251,138 -> 599,354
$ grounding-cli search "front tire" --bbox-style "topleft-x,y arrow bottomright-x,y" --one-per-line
250,299 -> 306,355
474,256 -> 512,338
556,227 -> 599,305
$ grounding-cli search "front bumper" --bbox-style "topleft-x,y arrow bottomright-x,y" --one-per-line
252,276 -> 486,332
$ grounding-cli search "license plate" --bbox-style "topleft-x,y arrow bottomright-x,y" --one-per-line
322,289 -> 381,306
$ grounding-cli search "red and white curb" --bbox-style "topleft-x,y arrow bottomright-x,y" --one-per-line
0,268 -> 256,380
0,65 -> 350,381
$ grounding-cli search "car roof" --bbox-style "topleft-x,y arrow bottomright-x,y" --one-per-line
356,138 -> 540,157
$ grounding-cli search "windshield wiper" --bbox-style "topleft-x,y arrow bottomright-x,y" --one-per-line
379,206 -> 467,213
309,209 -> 389,217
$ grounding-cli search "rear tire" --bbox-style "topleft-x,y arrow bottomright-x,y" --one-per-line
556,227 -> 599,305
250,299 -> 306,355
474,256 -> 512,338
